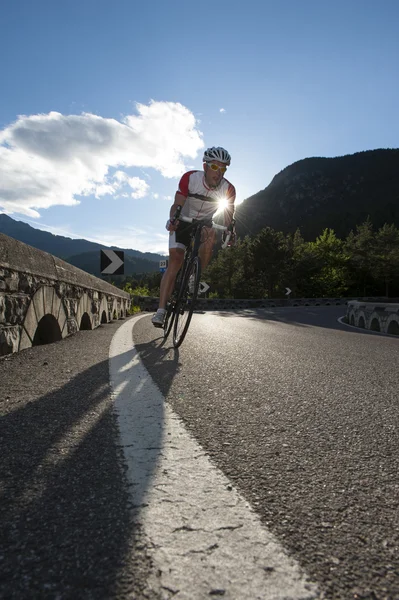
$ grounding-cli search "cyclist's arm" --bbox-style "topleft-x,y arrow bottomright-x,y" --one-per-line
169,192 -> 186,219
223,184 -> 236,228
166,192 -> 187,232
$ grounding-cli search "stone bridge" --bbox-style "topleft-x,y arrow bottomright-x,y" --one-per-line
0,233 -> 131,357
347,300 -> 399,335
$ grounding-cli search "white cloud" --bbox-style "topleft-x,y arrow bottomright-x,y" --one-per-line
220,108 -> 226,113
0,101 -> 204,217
91,170 -> 149,200
129,178 -> 149,199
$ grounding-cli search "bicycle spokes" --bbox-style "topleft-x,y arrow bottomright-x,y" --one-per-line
173,256 -> 201,348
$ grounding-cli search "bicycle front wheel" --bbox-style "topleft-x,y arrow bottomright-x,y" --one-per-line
173,256 -> 201,348
163,298 -> 176,340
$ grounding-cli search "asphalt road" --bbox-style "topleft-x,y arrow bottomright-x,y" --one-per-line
1,306 -> 398,599
133,307 -> 399,600
0,321 -> 159,600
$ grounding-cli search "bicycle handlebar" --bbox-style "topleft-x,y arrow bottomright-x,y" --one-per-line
178,215 -> 227,230
170,206 -> 235,249
178,215 -> 233,249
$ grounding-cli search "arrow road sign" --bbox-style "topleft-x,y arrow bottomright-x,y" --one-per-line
285,287 -> 292,296
199,282 -> 210,294
101,250 -> 124,275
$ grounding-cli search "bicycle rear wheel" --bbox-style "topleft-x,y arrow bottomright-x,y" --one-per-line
173,256 -> 201,348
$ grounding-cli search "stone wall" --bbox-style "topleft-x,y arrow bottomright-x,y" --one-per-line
346,301 -> 399,335
132,295 -> 395,313
0,233 -> 131,356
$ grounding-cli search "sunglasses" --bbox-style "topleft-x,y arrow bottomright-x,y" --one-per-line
207,162 -> 227,174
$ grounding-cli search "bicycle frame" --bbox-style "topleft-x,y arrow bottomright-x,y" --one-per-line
163,214 -> 232,346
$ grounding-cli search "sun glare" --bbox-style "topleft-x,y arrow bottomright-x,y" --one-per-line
215,196 -> 229,214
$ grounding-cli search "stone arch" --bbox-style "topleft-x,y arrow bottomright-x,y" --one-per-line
76,292 -> 93,331
122,299 -> 129,318
386,314 -> 399,335
111,297 -> 119,320
349,311 -> 355,326
99,296 -> 108,324
20,285 -> 68,351
80,312 -> 92,330
33,314 -> 62,346
370,317 -> 381,332
356,311 -> 366,328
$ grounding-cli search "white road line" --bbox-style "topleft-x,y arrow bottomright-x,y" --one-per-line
109,315 -> 319,600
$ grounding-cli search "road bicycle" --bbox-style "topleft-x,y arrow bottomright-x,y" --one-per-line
163,207 -> 234,348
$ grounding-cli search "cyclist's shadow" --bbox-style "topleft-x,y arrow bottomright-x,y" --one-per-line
134,335 -> 182,398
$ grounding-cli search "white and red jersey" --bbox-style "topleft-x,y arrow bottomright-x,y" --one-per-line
177,170 -> 236,220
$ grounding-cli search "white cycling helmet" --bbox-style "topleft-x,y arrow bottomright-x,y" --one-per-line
203,146 -> 231,165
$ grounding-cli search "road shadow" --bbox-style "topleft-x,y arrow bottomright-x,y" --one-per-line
0,339 -> 155,599
199,306 -> 382,335
132,321 -> 182,399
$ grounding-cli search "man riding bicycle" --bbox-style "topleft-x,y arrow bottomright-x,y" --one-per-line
152,146 -> 236,327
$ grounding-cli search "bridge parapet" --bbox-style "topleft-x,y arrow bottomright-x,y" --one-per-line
0,233 -> 130,356
132,295 -> 397,312
346,300 -> 399,335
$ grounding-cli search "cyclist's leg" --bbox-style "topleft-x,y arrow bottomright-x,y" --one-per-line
158,225 -> 194,309
153,226 -> 191,327
199,227 -> 216,270
159,248 -> 184,309
173,255 -> 202,348
153,247 -> 184,328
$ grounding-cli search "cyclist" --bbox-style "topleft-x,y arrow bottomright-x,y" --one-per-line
152,146 -> 236,327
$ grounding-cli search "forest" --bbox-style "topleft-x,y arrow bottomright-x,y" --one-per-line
121,219 -> 399,300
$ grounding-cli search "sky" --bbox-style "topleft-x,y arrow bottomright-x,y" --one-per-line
1,0 -> 398,255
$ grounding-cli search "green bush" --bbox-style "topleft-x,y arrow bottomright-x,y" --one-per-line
132,285 -> 150,296
128,305 -> 141,314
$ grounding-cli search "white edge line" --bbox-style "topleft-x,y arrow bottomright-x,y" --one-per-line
109,314 -> 319,600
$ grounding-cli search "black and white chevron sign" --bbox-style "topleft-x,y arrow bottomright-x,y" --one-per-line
100,250 -> 124,275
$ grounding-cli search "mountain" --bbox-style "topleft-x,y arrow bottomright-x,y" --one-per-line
3,148 -> 398,276
235,149 -> 399,240
66,250 -> 160,277
0,214 -> 164,275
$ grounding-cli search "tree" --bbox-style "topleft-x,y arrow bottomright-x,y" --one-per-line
344,218 -> 376,296
249,227 -> 290,298
286,230 -> 324,297
308,228 -> 348,297
373,223 -> 399,297
203,241 -> 247,298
